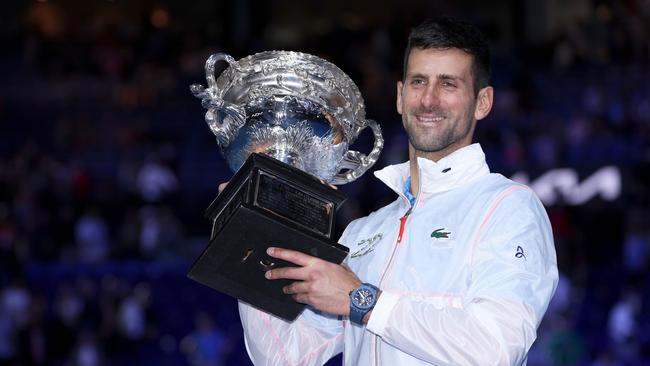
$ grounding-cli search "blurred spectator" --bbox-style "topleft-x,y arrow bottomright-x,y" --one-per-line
0,279 -> 31,332
15,293 -> 48,365
136,155 -> 178,203
181,312 -> 228,366
622,209 -> 649,275
607,288 -> 641,361
530,132 -> 559,168
623,231 -> 649,275
546,315 -> 585,366
134,205 -> 184,259
50,283 -> 85,361
0,302 -> 16,364
75,208 -> 110,263
71,330 -> 104,366
117,286 -> 147,341
139,206 -> 162,259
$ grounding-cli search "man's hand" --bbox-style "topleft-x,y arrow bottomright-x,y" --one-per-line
218,182 -> 228,193
264,247 -> 361,317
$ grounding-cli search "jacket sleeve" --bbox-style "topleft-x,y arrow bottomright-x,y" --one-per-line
365,187 -> 559,365
239,301 -> 344,365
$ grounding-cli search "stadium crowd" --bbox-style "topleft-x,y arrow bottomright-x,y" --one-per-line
1,1 -> 649,365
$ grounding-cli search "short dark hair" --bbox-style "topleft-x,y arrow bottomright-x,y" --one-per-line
403,17 -> 491,95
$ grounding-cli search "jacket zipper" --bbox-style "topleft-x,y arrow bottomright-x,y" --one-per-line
373,205 -> 412,365
379,206 -> 412,285
395,207 -> 411,245
372,171 -> 422,365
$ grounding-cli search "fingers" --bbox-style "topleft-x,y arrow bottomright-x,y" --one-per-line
265,266 -> 309,281
264,247 -> 316,280
217,182 -> 229,193
266,247 -> 317,267
292,293 -> 309,304
265,253 -> 359,315
281,280 -> 322,306
282,281 -> 311,295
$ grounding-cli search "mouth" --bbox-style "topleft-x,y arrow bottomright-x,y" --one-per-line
414,114 -> 445,123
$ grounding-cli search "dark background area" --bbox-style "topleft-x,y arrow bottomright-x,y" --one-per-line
1,0 -> 649,365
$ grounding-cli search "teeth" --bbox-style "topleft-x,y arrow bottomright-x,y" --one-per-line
416,115 -> 444,122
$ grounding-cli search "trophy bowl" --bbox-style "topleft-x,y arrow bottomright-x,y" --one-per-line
189,50 -> 383,184
187,51 -> 383,320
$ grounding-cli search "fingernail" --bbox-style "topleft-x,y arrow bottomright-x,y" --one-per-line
267,247 -> 274,255
265,271 -> 271,279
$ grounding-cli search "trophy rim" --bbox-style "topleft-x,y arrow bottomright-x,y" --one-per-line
215,50 -> 368,139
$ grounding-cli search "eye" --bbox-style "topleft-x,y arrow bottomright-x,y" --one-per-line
441,81 -> 457,88
410,78 -> 426,87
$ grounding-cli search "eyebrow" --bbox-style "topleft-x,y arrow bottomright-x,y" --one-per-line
405,72 -> 465,82
405,72 -> 428,80
437,73 -> 465,82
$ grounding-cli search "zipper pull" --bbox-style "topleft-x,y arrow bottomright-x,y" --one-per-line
396,207 -> 412,245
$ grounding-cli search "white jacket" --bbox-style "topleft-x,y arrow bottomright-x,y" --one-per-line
239,144 -> 558,366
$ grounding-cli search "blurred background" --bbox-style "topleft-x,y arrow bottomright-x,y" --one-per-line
1,0 -> 649,365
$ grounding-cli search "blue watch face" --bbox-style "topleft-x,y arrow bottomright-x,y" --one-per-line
353,288 -> 375,309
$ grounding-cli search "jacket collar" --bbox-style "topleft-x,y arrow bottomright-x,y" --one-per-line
374,143 -> 490,198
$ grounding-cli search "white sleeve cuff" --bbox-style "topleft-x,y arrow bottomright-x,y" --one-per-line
366,290 -> 400,335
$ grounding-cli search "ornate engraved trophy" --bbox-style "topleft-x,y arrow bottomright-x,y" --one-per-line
187,51 -> 383,320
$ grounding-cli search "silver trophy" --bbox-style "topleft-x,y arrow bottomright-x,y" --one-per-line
187,51 -> 384,320
189,50 -> 383,183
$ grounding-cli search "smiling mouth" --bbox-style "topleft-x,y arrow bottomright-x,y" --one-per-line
415,114 -> 445,123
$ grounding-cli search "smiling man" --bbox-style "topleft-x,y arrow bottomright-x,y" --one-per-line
238,18 -> 558,365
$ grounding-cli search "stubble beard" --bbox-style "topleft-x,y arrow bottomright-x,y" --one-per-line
407,122 -> 454,153
403,107 -> 466,155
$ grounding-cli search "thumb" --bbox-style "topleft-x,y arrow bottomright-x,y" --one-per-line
218,182 -> 229,194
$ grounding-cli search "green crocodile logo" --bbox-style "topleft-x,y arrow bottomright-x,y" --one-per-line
431,228 -> 451,239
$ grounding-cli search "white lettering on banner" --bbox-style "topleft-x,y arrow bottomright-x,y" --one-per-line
511,166 -> 621,206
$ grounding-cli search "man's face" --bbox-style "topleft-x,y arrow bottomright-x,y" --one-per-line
397,47 -> 492,159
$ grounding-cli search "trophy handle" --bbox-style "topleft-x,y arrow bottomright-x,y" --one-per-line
190,53 -> 246,146
330,119 -> 384,185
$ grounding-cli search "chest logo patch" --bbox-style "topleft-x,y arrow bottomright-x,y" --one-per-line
515,245 -> 527,260
431,228 -> 451,240
350,233 -> 383,258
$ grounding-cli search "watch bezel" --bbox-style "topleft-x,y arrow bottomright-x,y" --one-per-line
351,288 -> 375,309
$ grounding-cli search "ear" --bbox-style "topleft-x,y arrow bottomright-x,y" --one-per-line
396,81 -> 404,115
474,86 -> 493,121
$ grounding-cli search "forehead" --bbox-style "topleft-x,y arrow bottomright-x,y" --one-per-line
406,47 -> 473,78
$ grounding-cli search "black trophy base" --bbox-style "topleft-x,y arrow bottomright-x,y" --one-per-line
187,153 -> 349,321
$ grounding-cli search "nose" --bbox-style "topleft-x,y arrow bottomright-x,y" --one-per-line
420,85 -> 440,109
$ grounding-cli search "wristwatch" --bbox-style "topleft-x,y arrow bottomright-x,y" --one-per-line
349,283 -> 379,325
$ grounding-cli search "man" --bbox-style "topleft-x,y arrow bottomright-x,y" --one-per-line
238,17 -> 558,365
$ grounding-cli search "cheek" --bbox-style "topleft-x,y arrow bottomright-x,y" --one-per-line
445,94 -> 472,113
403,93 -> 421,110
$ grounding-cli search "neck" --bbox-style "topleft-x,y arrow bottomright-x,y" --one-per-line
407,143 -> 471,196
409,156 -> 420,197
408,146 -> 431,197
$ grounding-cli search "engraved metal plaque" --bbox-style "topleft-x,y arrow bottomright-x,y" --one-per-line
254,172 -> 333,237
